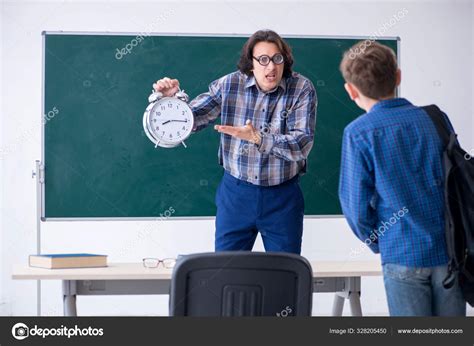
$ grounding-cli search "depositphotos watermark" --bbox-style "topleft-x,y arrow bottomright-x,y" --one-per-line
350,206 -> 409,258
114,206 -> 175,258
0,106 -> 59,161
238,108 -> 292,155
464,149 -> 474,161
276,306 -> 293,317
11,322 -> 104,340
115,10 -> 175,60
348,8 -> 408,59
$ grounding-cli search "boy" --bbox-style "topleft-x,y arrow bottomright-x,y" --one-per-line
338,41 -> 466,316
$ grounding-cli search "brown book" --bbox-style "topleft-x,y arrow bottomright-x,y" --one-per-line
29,253 -> 107,269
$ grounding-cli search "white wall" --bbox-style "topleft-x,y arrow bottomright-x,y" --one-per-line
1,0 -> 473,316
0,0 -> 4,314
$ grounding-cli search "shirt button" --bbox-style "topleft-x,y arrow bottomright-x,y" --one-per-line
255,176 -> 258,179
262,109 -> 265,112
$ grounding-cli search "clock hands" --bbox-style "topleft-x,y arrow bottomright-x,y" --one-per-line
161,119 -> 188,125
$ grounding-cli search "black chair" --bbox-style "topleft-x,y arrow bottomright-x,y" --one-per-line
169,251 -> 313,316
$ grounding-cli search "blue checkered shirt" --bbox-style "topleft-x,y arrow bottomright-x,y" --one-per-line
189,71 -> 317,186
339,98 -> 452,267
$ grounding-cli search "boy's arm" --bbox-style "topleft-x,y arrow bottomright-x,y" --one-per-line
338,128 -> 379,253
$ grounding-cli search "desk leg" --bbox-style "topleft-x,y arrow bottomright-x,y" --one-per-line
63,295 -> 77,317
349,292 -> 362,316
332,294 -> 345,316
331,277 -> 363,316
347,277 -> 362,316
62,280 -> 78,317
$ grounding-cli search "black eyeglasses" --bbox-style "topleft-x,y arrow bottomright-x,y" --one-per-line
253,53 -> 284,66
142,258 -> 176,269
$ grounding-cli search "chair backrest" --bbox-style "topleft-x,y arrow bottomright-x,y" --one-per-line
169,251 -> 313,316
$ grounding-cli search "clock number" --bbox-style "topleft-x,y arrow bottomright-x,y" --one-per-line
168,103 -> 172,108
182,111 -> 186,115
161,106 -> 165,111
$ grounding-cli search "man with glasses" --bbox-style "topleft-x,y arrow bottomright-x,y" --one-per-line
153,30 -> 317,254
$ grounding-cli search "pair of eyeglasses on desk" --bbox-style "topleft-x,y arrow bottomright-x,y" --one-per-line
142,258 -> 176,269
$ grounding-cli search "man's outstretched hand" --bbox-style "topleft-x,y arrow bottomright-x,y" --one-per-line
214,120 -> 261,145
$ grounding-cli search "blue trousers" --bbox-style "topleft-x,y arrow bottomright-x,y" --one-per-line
215,171 -> 304,254
383,263 -> 466,316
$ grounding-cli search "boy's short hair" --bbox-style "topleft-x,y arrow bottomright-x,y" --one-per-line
340,41 -> 398,99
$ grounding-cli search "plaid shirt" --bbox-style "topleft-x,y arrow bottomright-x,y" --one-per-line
339,98 -> 452,267
189,71 -> 317,186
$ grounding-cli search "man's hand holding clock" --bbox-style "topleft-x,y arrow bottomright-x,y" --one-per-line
153,77 -> 180,97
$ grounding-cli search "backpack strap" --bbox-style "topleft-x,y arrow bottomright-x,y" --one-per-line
422,105 -> 451,147
422,105 -> 458,289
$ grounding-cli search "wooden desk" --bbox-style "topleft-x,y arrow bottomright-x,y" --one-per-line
12,260 -> 382,317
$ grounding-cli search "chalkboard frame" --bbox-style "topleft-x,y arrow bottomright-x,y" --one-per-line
40,31 -> 400,221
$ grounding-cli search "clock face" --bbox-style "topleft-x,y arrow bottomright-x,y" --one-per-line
143,97 -> 194,148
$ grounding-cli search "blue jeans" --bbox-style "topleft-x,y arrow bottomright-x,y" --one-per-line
215,171 -> 304,254
383,263 -> 466,316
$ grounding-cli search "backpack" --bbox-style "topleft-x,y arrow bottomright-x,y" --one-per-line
423,105 -> 474,307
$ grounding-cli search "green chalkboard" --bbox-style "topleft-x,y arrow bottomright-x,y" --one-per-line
43,33 -> 398,219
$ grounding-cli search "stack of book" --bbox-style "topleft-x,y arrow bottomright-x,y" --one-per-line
29,253 -> 107,269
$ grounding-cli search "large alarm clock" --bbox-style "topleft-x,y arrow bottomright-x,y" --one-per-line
143,89 -> 194,148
